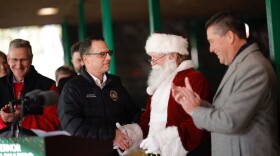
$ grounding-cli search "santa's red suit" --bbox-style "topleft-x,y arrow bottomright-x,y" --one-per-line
114,33 -> 212,156
118,60 -> 212,156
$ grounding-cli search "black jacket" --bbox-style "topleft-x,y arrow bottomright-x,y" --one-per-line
58,67 -> 140,140
0,65 -> 55,108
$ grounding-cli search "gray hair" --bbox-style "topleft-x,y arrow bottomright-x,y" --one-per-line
8,39 -> 33,56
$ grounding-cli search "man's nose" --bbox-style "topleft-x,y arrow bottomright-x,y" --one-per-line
209,46 -> 214,53
150,60 -> 156,66
105,53 -> 111,60
15,60 -> 23,66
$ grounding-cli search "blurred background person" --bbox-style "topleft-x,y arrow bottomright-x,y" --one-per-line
55,65 -> 76,93
71,42 -> 83,74
56,42 -> 83,94
55,65 -> 75,84
0,51 -> 9,77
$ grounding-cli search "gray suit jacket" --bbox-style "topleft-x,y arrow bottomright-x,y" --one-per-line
192,43 -> 279,156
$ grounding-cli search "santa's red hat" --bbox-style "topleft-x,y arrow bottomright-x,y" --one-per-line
145,33 -> 189,55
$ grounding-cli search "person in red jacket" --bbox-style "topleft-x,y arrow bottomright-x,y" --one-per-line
115,33 -> 212,156
0,39 -> 60,136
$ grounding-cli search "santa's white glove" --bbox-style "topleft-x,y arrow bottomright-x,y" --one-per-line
140,136 -> 160,154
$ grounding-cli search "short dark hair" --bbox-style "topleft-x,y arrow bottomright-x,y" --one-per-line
8,39 -> 33,56
0,51 -> 7,60
55,65 -> 75,82
70,42 -> 81,56
205,11 -> 246,39
79,35 -> 105,56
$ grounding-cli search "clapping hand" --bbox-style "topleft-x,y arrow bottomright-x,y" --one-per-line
172,77 -> 200,115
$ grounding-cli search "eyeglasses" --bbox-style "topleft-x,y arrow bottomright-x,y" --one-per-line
86,50 -> 113,58
148,54 -> 167,63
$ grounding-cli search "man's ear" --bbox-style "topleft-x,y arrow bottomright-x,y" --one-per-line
82,55 -> 88,64
226,30 -> 235,44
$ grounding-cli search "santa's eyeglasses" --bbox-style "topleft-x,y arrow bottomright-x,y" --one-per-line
148,54 -> 167,63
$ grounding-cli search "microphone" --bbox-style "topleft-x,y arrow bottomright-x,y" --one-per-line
8,90 -> 59,137
13,89 -> 59,115
24,89 -> 59,107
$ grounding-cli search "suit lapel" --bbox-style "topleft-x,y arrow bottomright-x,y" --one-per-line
214,43 -> 260,100
214,61 -> 238,100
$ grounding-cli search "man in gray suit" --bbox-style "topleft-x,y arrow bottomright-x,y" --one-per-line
172,11 -> 279,156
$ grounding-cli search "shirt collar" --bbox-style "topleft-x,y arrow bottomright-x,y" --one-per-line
88,72 -> 107,89
12,76 -> 24,83
232,38 -> 254,63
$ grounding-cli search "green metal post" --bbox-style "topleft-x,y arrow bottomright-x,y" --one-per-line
101,0 -> 116,74
78,0 -> 87,41
61,18 -> 71,65
265,0 -> 280,142
148,0 -> 162,33
266,0 -> 280,79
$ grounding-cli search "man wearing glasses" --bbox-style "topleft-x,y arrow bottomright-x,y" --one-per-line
116,33 -> 212,156
0,39 -> 60,136
58,35 -> 140,155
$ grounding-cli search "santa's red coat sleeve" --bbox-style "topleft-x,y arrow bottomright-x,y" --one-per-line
140,69 -> 212,152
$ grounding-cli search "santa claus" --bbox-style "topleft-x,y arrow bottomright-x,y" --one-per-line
116,33 -> 212,156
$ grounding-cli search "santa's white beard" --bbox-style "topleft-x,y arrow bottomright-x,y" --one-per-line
147,59 -> 177,90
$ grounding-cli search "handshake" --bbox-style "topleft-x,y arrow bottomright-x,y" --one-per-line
113,123 -> 132,151
113,123 -> 160,155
